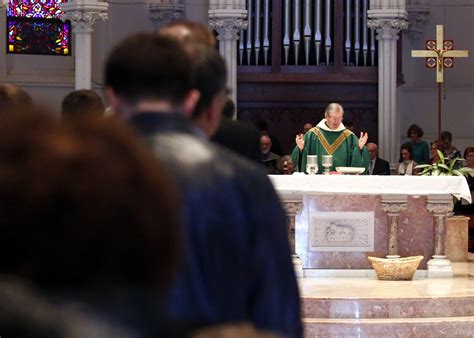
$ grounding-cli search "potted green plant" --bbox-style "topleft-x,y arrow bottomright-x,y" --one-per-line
416,150 -> 474,177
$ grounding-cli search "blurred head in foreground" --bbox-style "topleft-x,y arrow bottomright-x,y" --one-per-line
0,111 -> 180,294
61,89 -> 106,120
0,83 -> 33,114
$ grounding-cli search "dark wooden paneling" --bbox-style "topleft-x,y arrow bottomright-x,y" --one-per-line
238,67 -> 377,83
238,82 -> 377,102
237,83 -> 378,155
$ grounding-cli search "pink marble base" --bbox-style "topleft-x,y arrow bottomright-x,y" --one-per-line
302,297 -> 474,319
304,319 -> 474,337
301,273 -> 474,337
296,195 -> 433,269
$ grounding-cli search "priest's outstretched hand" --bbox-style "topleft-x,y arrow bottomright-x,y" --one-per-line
296,133 -> 305,151
358,132 -> 368,150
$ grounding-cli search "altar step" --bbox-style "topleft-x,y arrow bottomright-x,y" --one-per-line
302,296 -> 474,319
299,271 -> 474,337
303,316 -> 474,337
302,296 -> 474,337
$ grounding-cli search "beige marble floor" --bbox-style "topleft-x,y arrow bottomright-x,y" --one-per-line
300,261 -> 474,299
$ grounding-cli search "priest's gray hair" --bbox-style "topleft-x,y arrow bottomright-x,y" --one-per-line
324,103 -> 344,117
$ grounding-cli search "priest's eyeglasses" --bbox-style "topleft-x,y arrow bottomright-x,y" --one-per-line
326,115 -> 343,122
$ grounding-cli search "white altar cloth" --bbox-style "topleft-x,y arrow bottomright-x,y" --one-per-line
269,175 -> 472,203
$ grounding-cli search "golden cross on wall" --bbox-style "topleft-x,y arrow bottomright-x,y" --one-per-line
411,25 -> 468,83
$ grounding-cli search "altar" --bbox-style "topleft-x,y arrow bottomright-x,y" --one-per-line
269,175 -> 472,278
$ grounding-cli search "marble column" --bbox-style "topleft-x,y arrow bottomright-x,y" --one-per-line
60,0 -> 108,90
209,7 -> 247,117
149,1 -> 184,28
381,195 -> 407,258
368,2 -> 408,164
426,195 -> 454,278
281,200 -> 304,278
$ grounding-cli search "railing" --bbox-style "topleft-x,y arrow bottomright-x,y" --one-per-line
238,0 -> 377,68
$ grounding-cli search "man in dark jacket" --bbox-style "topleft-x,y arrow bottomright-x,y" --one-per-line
105,32 -> 301,338
212,98 -> 261,163
367,142 -> 391,175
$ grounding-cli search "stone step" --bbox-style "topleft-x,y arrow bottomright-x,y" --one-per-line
302,296 -> 474,319
303,316 -> 474,337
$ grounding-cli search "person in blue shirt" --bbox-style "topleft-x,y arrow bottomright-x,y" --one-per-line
105,31 -> 302,338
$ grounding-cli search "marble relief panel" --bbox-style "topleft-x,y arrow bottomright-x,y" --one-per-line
308,212 -> 374,252
297,194 -> 387,269
297,194 -> 432,269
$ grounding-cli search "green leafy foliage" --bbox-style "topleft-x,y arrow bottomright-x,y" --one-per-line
416,150 -> 474,177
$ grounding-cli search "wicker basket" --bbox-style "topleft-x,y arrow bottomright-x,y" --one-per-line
367,256 -> 424,281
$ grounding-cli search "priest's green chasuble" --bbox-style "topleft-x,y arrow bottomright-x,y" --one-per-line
292,122 -> 369,173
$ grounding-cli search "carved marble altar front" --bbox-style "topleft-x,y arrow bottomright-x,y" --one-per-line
270,175 -> 471,278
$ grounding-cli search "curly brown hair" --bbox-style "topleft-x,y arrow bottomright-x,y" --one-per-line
0,111 -> 180,294
407,124 -> 424,138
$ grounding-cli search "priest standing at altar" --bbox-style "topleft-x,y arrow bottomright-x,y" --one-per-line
292,103 -> 370,173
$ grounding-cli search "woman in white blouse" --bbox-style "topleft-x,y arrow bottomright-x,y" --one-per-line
397,143 -> 419,175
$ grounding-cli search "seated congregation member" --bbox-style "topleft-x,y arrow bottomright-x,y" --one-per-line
464,147 -> 474,172
260,132 -> 281,174
292,103 -> 369,173
440,130 -> 462,160
255,119 -> 283,156
454,147 -> 474,229
403,124 -> 430,164
277,155 -> 295,175
302,122 -> 313,134
0,83 -> 33,114
367,142 -> 390,175
0,111 -> 180,337
105,32 -> 301,338
428,139 -> 444,164
396,143 -> 419,175
462,147 -> 474,200
61,89 -> 106,119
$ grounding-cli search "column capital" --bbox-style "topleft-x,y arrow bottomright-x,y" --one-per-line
60,1 -> 109,33
426,195 -> 454,216
426,202 -> 453,216
405,6 -> 430,42
381,195 -> 408,213
149,3 -> 184,24
381,201 -> 407,216
367,18 -> 409,40
209,9 -> 247,41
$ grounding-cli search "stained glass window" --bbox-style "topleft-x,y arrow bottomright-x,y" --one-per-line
7,1 -> 71,56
